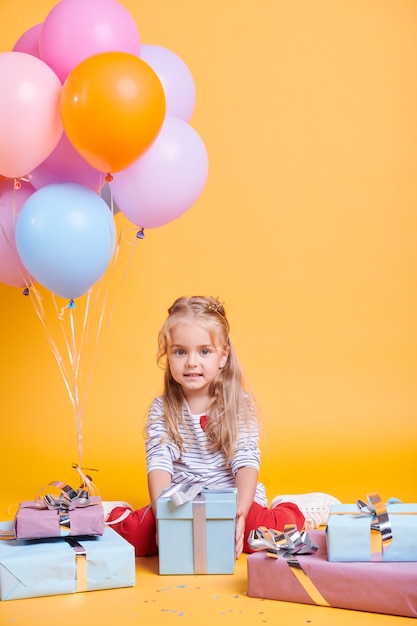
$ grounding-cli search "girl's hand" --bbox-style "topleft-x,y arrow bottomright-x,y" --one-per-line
235,509 -> 246,559
234,466 -> 258,558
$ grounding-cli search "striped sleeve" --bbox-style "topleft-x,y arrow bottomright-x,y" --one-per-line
230,418 -> 261,475
145,397 -> 179,476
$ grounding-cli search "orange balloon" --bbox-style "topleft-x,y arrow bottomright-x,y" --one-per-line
60,52 -> 166,173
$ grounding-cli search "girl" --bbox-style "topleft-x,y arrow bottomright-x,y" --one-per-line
105,296 -> 339,557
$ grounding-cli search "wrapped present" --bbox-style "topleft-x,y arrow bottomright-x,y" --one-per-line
14,465 -> 105,539
247,528 -> 417,618
15,496 -> 104,539
0,521 -> 135,601
156,484 -> 237,574
326,492 -> 417,562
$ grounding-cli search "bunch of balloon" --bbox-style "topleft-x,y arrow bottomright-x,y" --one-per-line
0,0 -> 170,465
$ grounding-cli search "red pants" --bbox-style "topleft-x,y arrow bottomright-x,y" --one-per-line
107,501 -> 305,557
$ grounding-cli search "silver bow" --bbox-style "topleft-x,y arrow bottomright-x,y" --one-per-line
248,524 -> 318,558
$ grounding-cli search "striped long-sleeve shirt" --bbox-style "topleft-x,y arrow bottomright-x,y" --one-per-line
145,396 -> 267,506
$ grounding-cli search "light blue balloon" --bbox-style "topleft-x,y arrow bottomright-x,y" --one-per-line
15,183 -> 116,299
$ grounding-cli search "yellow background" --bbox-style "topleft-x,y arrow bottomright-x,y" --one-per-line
1,0 -> 416,516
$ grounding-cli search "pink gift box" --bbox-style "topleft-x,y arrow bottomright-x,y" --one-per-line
15,496 -> 105,539
247,529 -> 417,618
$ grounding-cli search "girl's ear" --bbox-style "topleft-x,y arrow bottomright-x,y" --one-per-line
219,347 -> 230,369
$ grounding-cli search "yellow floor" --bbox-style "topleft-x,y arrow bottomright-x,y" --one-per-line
0,552 -> 414,626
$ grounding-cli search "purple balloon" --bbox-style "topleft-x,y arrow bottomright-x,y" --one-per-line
140,44 -> 196,122
13,23 -> 42,59
110,117 -> 208,229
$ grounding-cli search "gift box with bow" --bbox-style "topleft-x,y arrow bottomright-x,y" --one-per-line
326,492 -> 417,562
0,521 -> 135,601
14,466 -> 105,540
156,484 -> 237,575
247,527 -> 417,618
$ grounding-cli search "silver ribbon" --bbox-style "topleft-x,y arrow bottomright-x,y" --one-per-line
162,483 -> 203,506
36,464 -> 100,513
356,492 -> 393,543
355,491 -> 393,560
34,465 -> 100,533
248,524 -> 318,557
65,537 -> 87,592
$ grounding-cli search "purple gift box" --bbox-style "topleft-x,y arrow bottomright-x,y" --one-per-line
247,529 -> 417,618
15,496 -> 104,539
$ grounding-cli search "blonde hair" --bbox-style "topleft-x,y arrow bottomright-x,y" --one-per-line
155,296 -> 257,463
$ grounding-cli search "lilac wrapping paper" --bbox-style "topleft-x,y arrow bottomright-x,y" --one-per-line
247,530 -> 417,617
15,496 -> 104,539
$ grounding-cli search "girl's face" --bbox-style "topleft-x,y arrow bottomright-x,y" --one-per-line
167,320 -> 229,402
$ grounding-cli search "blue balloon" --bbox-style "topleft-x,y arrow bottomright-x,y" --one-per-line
15,183 -> 116,299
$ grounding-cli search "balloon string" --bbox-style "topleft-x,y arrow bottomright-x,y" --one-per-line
120,226 -> 139,283
52,294 -> 81,399
28,287 -> 77,415
51,293 -> 85,466
70,221 -> 138,431
69,307 -> 83,466
75,288 -> 93,382
83,217 -> 126,353
73,286 -> 98,436
52,226 -> 125,465
76,223 -> 125,404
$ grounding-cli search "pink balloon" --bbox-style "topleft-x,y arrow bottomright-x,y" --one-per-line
13,23 -> 41,58
110,117 -> 209,229
0,52 -> 63,179
0,179 -> 35,287
39,0 -> 141,83
28,133 -> 105,192
140,44 -> 196,122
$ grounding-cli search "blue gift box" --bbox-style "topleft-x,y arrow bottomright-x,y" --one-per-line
0,521 -> 135,601
326,502 -> 417,562
156,486 -> 237,575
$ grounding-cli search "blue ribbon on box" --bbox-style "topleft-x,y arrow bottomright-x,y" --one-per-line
248,525 -> 331,607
